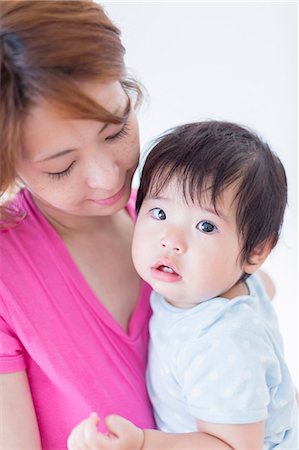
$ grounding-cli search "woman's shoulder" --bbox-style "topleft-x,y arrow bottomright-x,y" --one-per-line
0,189 -> 56,275
1,189 -> 39,238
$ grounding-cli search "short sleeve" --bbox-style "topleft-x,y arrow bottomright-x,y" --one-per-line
0,298 -> 26,373
178,328 -> 279,424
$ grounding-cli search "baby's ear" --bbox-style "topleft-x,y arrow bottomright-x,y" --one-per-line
242,238 -> 274,275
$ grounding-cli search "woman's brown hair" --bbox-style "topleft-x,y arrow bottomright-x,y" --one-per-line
0,0 -> 141,224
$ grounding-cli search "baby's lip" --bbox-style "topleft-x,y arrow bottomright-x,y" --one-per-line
152,258 -> 180,276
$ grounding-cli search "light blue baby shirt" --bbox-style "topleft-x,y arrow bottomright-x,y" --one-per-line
147,273 -> 298,449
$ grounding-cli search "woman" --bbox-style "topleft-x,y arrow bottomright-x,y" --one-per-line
0,1 -> 154,448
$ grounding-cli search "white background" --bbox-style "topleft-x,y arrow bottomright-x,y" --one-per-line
101,1 -> 298,387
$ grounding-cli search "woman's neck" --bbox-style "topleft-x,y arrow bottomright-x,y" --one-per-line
32,194 -> 125,237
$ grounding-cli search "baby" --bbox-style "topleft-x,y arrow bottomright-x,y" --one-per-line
68,121 -> 298,450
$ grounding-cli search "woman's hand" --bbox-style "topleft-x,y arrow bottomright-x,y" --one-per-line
67,413 -> 144,450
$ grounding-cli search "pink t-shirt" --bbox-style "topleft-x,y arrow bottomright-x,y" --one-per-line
0,189 -> 155,449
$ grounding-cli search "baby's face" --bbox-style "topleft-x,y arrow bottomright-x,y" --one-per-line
132,179 -> 247,308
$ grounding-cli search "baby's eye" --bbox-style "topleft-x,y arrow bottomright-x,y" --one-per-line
150,208 -> 166,220
196,220 -> 218,233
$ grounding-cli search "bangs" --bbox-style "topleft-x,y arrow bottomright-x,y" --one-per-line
138,146 -> 242,214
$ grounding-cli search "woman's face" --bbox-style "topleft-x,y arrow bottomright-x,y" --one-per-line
17,80 -> 140,219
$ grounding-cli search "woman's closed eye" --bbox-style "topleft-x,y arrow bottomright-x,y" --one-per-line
150,208 -> 167,220
105,123 -> 130,141
47,161 -> 76,180
196,220 -> 218,234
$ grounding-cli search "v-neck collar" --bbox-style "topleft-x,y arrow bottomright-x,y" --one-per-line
22,189 -> 151,341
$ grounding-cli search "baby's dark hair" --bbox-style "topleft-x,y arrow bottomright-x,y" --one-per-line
136,121 -> 287,265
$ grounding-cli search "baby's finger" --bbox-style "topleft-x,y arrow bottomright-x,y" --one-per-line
83,413 -> 102,446
67,415 -> 98,450
91,430 -> 113,450
67,428 -> 87,450
82,413 -> 114,450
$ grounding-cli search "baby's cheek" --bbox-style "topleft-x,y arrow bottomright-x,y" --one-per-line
134,236 -> 152,282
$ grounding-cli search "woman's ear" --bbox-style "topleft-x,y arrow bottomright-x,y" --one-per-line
242,238 -> 274,275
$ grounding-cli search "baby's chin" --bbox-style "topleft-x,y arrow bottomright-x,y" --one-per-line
164,298 -> 198,309
151,284 -> 211,308
148,284 -> 191,308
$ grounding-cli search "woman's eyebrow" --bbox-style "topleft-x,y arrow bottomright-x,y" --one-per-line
94,97 -> 131,138
34,99 -> 131,163
37,148 -> 77,162
121,95 -> 131,121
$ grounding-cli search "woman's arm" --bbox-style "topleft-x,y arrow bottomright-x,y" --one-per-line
0,371 -> 42,449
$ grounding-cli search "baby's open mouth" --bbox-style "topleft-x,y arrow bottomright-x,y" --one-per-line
151,261 -> 182,282
157,265 -> 177,274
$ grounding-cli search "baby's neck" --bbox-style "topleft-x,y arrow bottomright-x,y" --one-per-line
165,281 -> 250,309
219,280 -> 249,300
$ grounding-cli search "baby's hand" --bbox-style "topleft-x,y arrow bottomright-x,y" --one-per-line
67,412 -> 102,450
67,412 -> 144,450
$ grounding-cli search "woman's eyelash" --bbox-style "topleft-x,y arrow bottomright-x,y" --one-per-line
46,123 -> 129,180
106,123 -> 130,141
47,161 -> 76,180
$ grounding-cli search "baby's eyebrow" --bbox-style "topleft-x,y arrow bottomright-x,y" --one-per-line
201,205 -> 219,216
143,195 -> 173,205
200,205 -> 228,222
144,194 -> 229,222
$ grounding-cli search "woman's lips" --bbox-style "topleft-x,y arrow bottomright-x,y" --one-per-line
90,185 -> 125,206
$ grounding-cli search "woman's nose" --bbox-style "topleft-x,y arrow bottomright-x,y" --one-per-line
85,157 -> 119,190
160,232 -> 187,254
